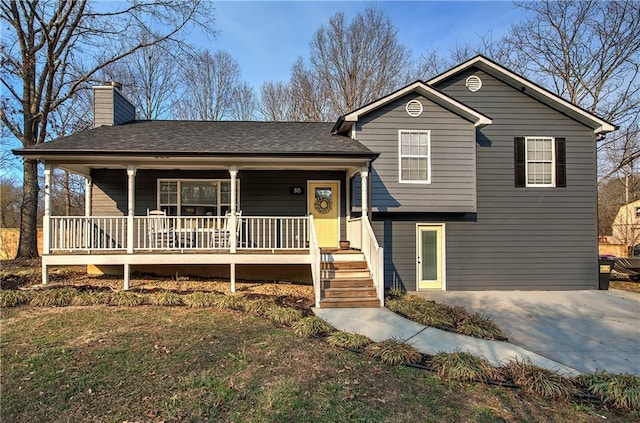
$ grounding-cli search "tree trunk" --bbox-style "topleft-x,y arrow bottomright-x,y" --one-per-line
16,159 -> 40,258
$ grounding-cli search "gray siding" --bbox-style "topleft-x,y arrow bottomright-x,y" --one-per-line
92,86 -> 135,127
376,68 -> 599,291
92,169 -> 127,215
355,92 -> 477,213
91,169 -> 347,236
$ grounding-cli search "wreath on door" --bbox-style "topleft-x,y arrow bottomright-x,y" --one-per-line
314,195 -> 332,214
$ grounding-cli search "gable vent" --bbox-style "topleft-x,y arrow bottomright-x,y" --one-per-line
465,75 -> 482,92
405,99 -> 423,117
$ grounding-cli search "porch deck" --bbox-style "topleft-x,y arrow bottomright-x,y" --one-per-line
41,214 -> 384,307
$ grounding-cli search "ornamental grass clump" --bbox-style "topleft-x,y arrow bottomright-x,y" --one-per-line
213,294 -> 247,310
244,298 -> 278,315
0,290 -> 29,307
148,291 -> 183,306
430,350 -> 500,383
577,371 -> 640,410
29,287 -> 77,307
327,331 -> 372,350
501,359 -> 576,400
183,292 -> 220,308
292,316 -> 333,337
265,307 -> 303,325
365,339 -> 422,366
110,291 -> 145,306
71,291 -> 113,306
456,312 -> 505,340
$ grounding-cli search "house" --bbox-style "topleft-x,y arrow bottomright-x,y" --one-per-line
611,200 -> 640,256
14,55 -> 616,307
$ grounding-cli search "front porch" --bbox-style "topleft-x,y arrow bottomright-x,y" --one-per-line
42,214 -> 384,308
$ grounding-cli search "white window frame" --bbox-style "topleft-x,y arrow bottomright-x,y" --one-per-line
398,129 -> 431,184
157,179 -> 240,216
525,136 -> 555,187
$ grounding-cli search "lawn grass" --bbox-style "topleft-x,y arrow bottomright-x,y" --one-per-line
2,306 -> 637,422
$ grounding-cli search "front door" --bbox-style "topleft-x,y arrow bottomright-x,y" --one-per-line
308,181 -> 339,248
417,225 -> 444,290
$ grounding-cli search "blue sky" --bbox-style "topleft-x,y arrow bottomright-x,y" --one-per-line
202,1 -> 525,88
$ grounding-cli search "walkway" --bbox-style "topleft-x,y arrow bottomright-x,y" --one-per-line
313,307 -> 581,376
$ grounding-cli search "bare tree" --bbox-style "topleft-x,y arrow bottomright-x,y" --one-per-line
504,1 -> 640,167
177,50 -> 241,121
306,6 -> 411,117
102,37 -> 183,120
1,0 -> 215,258
289,58 -> 330,122
230,82 -> 257,121
259,81 -> 293,121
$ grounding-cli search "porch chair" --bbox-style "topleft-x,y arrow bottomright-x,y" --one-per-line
211,210 -> 242,249
147,209 -> 174,249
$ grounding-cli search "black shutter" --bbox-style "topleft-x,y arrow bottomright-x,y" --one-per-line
514,137 -> 526,187
555,137 -> 566,187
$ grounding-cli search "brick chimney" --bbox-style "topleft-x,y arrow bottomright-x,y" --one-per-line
92,81 -> 136,127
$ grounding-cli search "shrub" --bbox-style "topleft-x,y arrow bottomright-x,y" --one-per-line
431,350 -> 500,383
183,292 -> 220,308
365,339 -> 422,366
0,290 -> 29,307
110,291 -> 145,306
577,371 -> 640,410
71,291 -> 113,306
148,291 -> 183,306
264,307 -> 303,325
29,287 -> 77,307
213,294 -> 247,310
292,316 -> 333,337
501,359 -> 576,400
385,287 -> 405,300
244,298 -> 278,315
327,331 -> 372,350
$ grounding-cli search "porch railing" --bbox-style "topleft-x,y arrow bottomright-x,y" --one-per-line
48,215 -> 312,252
361,216 -> 385,307
238,216 -> 309,250
346,216 -> 362,250
134,216 -> 227,250
308,215 -> 321,308
50,216 -> 128,251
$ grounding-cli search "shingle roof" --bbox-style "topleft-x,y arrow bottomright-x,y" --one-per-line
16,121 -> 376,157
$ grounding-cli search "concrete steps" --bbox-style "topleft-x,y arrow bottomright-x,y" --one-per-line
319,251 -> 380,309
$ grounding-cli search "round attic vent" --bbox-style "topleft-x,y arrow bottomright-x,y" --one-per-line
465,75 -> 482,92
405,99 -> 423,117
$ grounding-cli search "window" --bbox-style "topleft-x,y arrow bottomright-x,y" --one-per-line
399,130 -> 431,183
526,137 -> 554,186
158,179 -> 238,216
514,137 -> 566,188
636,207 -> 640,218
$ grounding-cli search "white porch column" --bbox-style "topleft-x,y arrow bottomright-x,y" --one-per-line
229,166 -> 238,254
360,166 -> 369,218
360,166 -> 369,248
126,166 -> 136,254
85,176 -> 92,216
42,164 -> 52,284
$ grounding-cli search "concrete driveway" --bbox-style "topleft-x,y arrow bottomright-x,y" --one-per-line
415,289 -> 640,375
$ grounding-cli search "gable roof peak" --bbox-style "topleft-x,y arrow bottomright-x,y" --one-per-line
428,55 -> 616,135
332,80 -> 492,134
